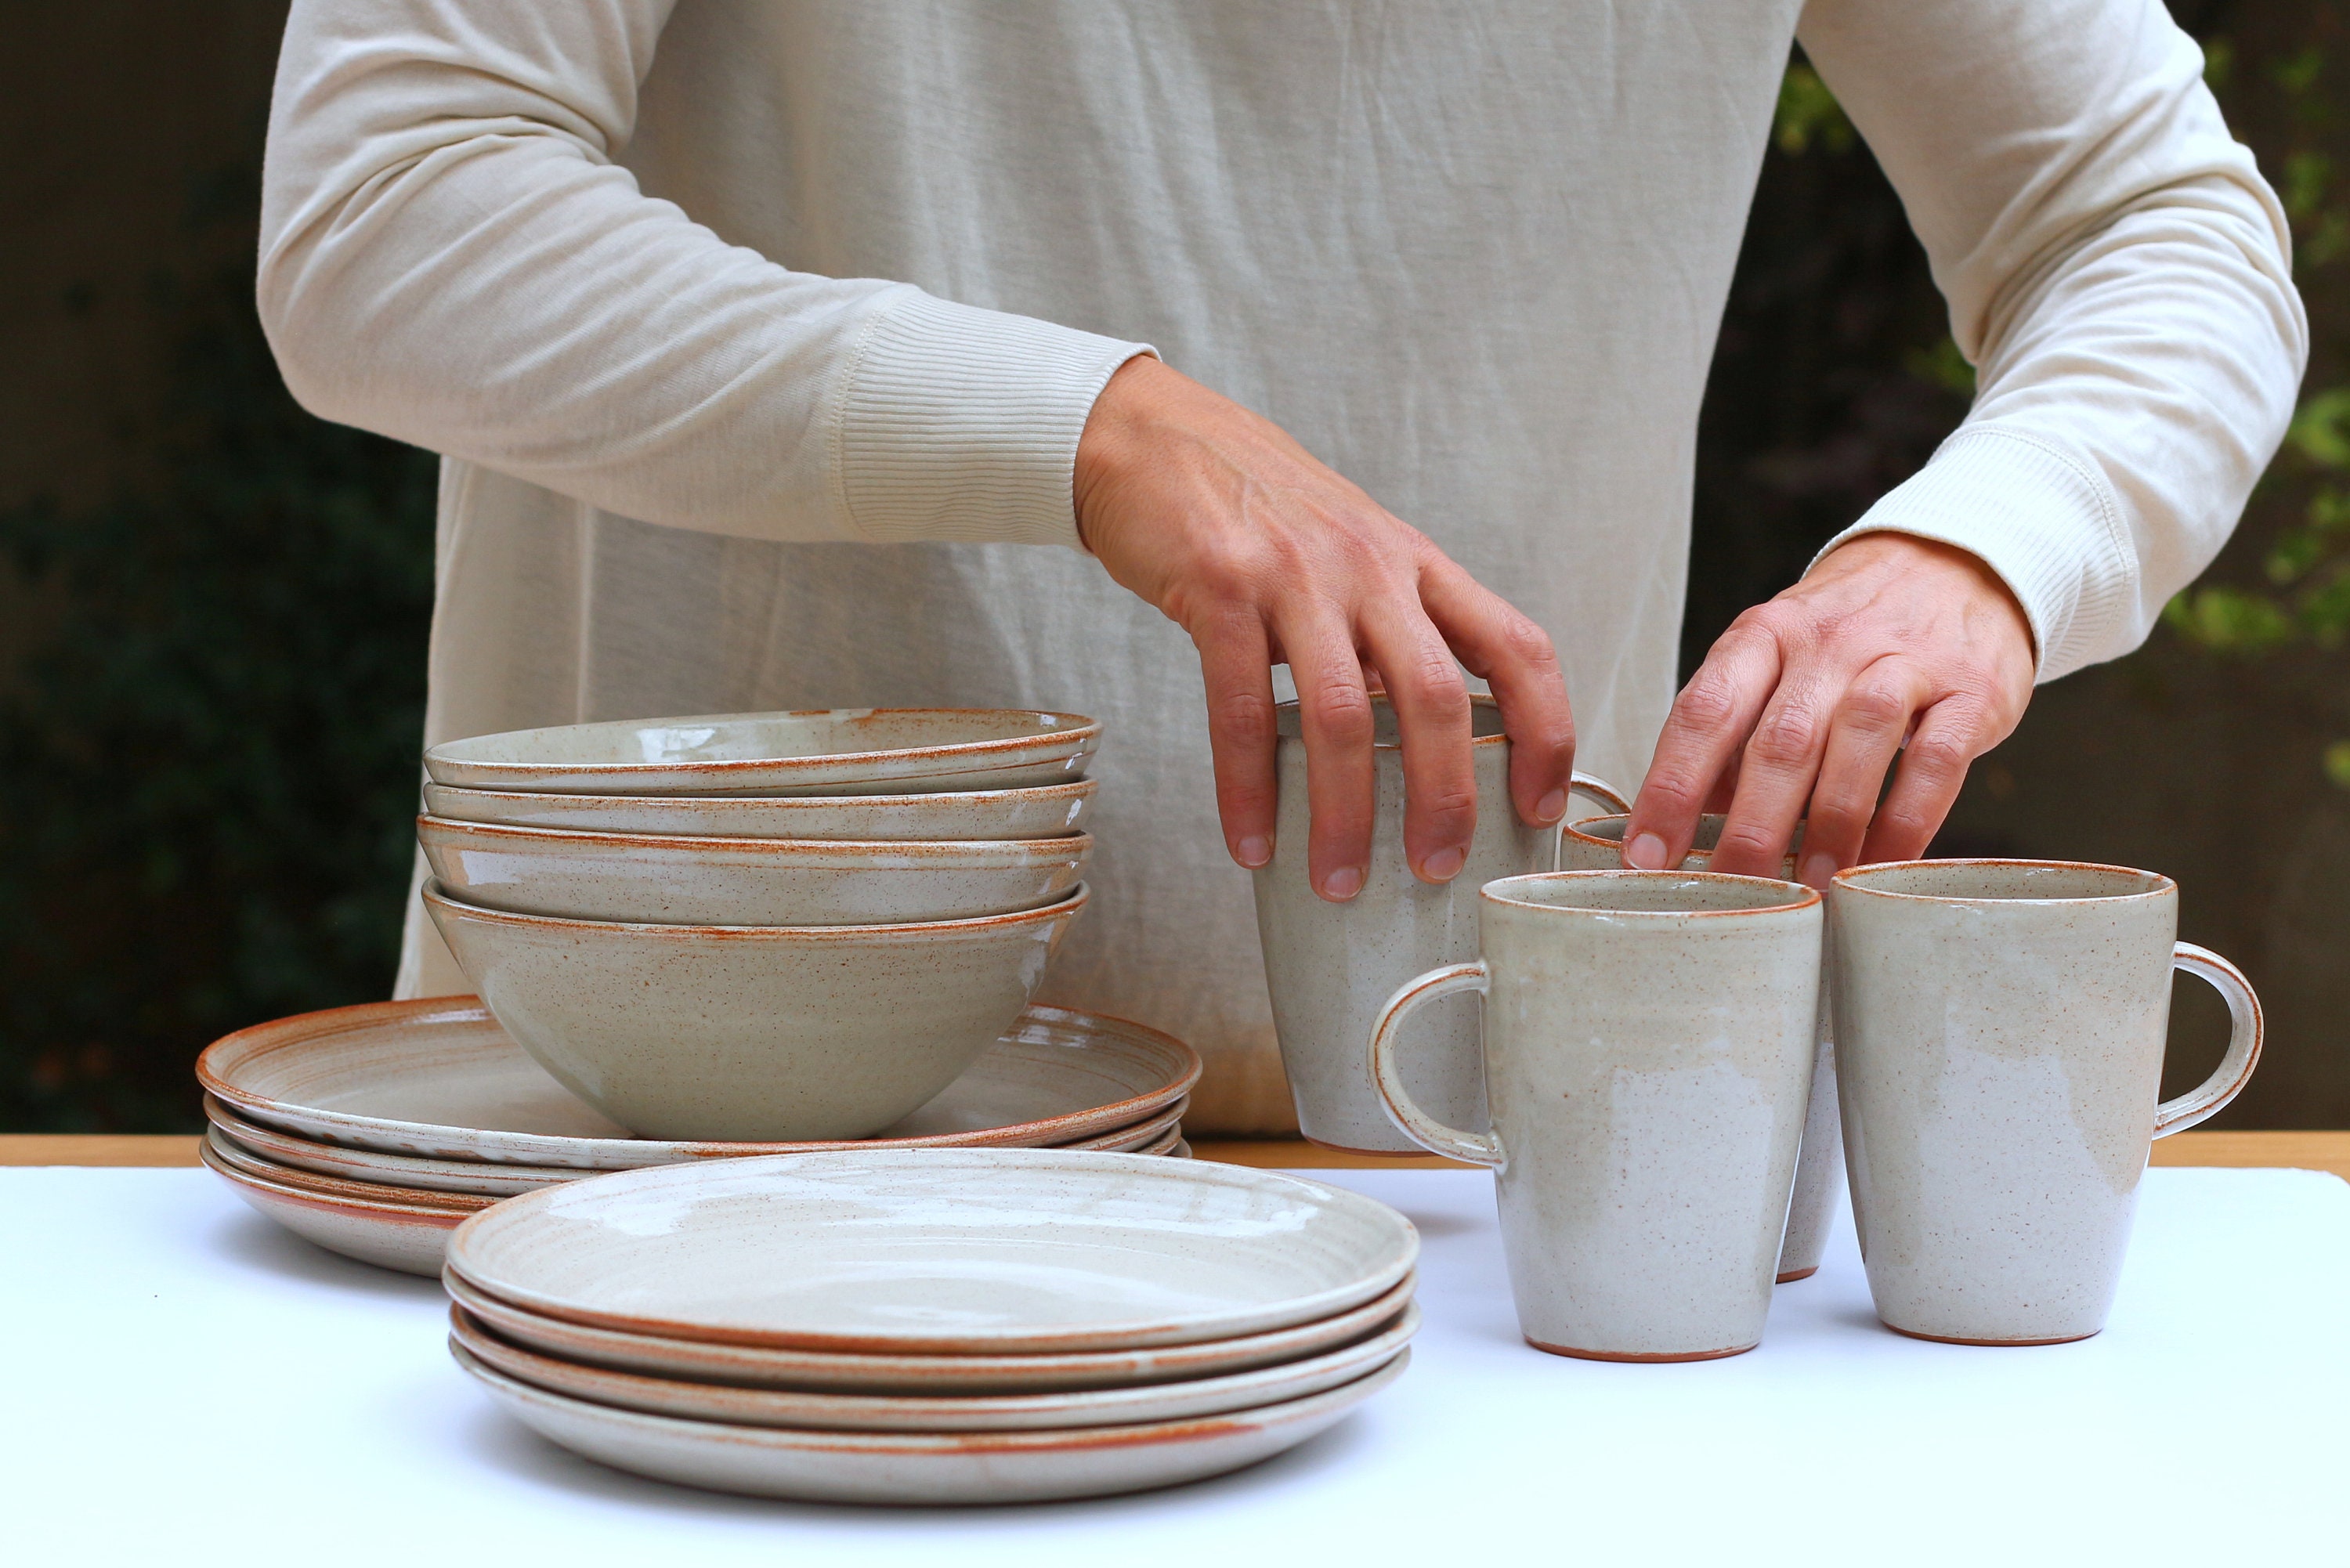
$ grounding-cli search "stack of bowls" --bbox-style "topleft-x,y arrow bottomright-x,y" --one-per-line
415,709 -> 1102,1143
197,998 -> 1199,1276
441,1149 -> 1421,1505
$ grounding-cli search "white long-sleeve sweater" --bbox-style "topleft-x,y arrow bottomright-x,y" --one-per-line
259,0 -> 2304,1130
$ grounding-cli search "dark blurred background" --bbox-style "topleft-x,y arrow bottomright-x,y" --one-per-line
3,2 -> 2343,1133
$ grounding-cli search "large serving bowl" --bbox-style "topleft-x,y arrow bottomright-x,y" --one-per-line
421,779 -> 1096,841
416,816 -> 1091,926
423,709 -> 1100,797
423,882 -> 1088,1141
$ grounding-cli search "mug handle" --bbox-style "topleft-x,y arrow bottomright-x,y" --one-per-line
2153,942 -> 2265,1138
1569,771 -> 1632,816
1368,962 -> 1505,1168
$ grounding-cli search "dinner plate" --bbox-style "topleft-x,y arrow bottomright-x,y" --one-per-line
440,1270 -> 1415,1395
450,1340 -> 1408,1505
198,999 -> 1199,1168
422,708 -> 1101,797
421,777 -> 1097,842
204,1091 -> 1190,1196
203,1125 -> 491,1211
446,1150 -> 1419,1354
200,1137 -> 463,1277
448,1299 -> 1419,1432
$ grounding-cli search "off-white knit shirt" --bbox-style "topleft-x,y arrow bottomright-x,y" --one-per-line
260,0 -> 2304,1129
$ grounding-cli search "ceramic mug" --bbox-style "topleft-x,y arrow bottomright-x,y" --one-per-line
1370,871 -> 1822,1360
1561,812 -> 1839,1282
1831,860 -> 2263,1345
1253,695 -> 1629,1154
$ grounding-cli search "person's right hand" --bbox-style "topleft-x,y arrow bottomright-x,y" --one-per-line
1072,355 -> 1577,903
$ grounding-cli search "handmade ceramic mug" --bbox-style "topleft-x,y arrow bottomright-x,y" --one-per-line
1561,812 -> 1839,1282
1831,860 -> 2264,1345
1370,871 -> 1822,1360
1253,695 -> 1629,1153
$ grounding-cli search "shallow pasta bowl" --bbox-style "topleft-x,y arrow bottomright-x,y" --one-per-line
416,816 -> 1090,926
423,709 -> 1099,797
421,779 -> 1096,841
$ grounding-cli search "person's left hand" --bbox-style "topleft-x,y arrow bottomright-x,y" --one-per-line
1620,533 -> 2036,888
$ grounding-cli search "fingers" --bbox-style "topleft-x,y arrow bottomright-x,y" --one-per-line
1192,605 -> 1281,869
1359,604 -> 1477,883
1421,559 -> 1578,828
1278,609 -> 1379,902
1859,698 -> 1986,866
1622,618 -> 1784,869
1786,658 -> 1930,887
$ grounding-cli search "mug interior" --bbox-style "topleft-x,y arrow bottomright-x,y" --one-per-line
1485,870 -> 1813,916
1276,693 -> 1506,745
1837,860 -> 2171,902
1564,813 -> 1806,858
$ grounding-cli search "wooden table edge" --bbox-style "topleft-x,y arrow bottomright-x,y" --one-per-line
4,1129 -> 2347,1182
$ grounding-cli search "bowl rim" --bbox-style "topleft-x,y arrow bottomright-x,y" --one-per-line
424,707 -> 1102,781
421,878 -> 1090,940
420,776 -> 1101,810
414,813 -> 1095,862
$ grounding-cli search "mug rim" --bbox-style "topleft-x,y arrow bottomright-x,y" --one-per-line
1832,857 -> 2176,905
1273,691 -> 1508,750
1479,868 -> 1820,918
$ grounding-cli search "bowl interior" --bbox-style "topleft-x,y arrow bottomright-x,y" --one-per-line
432,710 -> 1089,768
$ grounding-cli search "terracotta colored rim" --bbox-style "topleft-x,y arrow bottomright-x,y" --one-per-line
1884,1322 -> 2100,1347
199,1136 -> 471,1227
197,995 -> 1200,1165
1833,858 -> 2174,905
416,815 -> 1095,862
204,1125 -> 494,1211
1480,869 -> 1818,918
1776,1266 -> 1820,1284
421,877 -> 1088,939
1524,1336 -> 1758,1363
425,707 -> 1101,785
1274,690 -> 1511,750
424,777 -> 1098,811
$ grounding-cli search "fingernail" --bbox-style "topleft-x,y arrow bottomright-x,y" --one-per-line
1535,789 -> 1567,825
1799,852 -> 1838,890
1322,865 -> 1365,901
1237,836 -> 1272,869
1625,832 -> 1668,870
1422,845 -> 1466,882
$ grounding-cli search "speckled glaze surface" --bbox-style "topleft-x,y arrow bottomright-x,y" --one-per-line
446,1149 -> 1417,1353
203,1125 -> 491,1211
1253,695 -> 1629,1154
450,1339 -> 1409,1505
1372,871 -> 1821,1360
199,1136 -> 462,1277
441,1269 -> 1415,1394
1831,860 -> 2264,1345
422,778 -> 1097,841
198,999 -> 1198,1169
1561,813 -> 1841,1282
416,815 -> 1091,925
423,708 -> 1099,797
447,1299 -> 1418,1433
425,883 -> 1086,1141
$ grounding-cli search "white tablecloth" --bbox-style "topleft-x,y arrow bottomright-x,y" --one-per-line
5,1165 -> 2345,1564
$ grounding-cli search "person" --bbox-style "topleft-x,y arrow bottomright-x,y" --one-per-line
257,1 -> 2305,1131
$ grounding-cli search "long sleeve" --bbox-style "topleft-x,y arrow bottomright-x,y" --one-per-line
1798,0 -> 2308,679
255,0 -> 1150,550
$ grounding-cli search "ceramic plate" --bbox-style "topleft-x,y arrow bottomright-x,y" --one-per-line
198,999 -> 1199,1169
440,1269 -> 1415,1395
200,1137 -> 462,1277
203,1125 -> 490,1212
449,1299 -> 1418,1432
422,708 -> 1100,797
451,1340 -> 1407,1505
446,1150 -> 1419,1354
422,779 -> 1097,842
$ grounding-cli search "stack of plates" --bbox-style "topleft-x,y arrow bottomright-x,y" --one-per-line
443,1150 -> 1421,1504
197,998 -> 1199,1277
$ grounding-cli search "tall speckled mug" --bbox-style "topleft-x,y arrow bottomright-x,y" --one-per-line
1253,695 -> 1627,1154
1831,860 -> 2263,1345
1561,813 -> 1839,1283
1371,871 -> 1822,1360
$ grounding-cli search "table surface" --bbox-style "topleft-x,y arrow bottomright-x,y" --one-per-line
7,1161 -> 2346,1565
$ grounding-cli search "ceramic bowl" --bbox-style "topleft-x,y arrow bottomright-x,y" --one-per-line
425,883 -> 1087,1141
416,816 -> 1090,927
451,1340 -> 1408,1505
442,1270 -> 1414,1394
197,999 -> 1198,1169
448,1299 -> 1419,1432
200,1137 -> 463,1277
421,779 -> 1096,841
423,709 -> 1099,797
446,1148 -> 1419,1354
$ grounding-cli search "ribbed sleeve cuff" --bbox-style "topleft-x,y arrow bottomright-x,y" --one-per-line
833,290 -> 1155,549
1807,426 -> 2136,681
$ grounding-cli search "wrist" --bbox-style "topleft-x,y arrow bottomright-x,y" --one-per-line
1073,355 -> 1168,553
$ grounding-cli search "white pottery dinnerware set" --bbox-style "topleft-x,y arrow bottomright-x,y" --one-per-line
418,709 -> 1103,1140
198,997 -> 1199,1277
439,1150 -> 1421,1504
